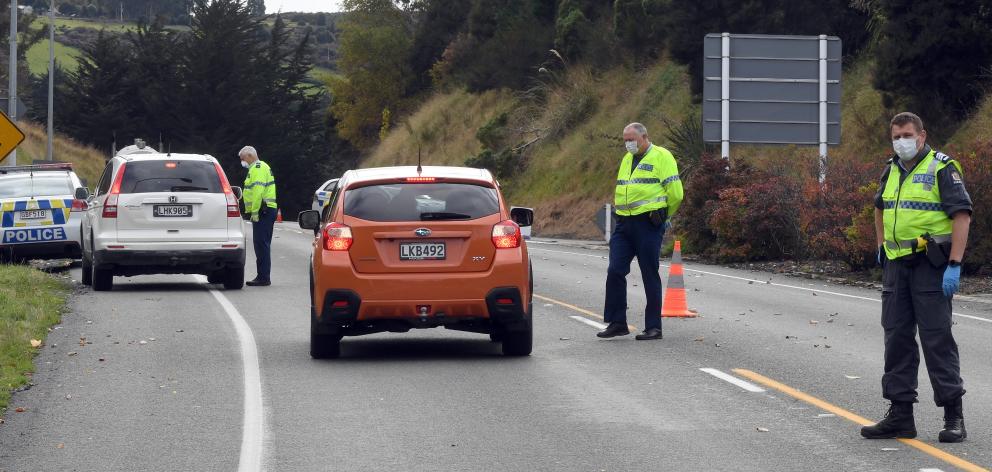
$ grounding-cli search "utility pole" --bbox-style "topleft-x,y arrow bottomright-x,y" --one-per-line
47,0 -> 54,161
8,0 -> 17,166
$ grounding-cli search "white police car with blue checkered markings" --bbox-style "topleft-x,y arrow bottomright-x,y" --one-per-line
311,178 -> 339,214
0,163 -> 88,261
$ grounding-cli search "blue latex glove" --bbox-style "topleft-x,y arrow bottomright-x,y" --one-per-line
665,220 -> 673,232
943,264 -> 961,298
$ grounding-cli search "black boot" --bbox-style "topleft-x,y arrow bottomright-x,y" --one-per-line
861,402 -> 916,439
596,322 -> 630,338
939,399 -> 967,443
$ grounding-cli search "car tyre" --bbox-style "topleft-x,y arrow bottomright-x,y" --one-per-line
207,271 -> 223,284
92,265 -> 114,291
501,313 -> 532,356
309,291 -> 341,359
222,266 -> 244,290
81,252 -> 93,286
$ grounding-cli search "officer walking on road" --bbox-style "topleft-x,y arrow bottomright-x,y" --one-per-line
861,112 -> 972,443
239,146 -> 278,287
597,123 -> 683,341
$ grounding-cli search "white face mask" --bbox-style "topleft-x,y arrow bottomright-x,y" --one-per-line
240,160 -> 250,169
624,140 -> 639,154
892,137 -> 919,161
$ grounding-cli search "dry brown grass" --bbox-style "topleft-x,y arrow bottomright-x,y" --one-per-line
364,89 -> 516,168
0,121 -> 107,186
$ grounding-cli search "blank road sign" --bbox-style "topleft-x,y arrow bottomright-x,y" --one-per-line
702,33 -> 842,147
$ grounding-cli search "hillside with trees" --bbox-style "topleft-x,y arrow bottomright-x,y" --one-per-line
333,0 -> 992,273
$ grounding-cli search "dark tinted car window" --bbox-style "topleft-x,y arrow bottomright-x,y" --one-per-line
96,164 -> 113,195
120,161 -> 221,194
0,174 -> 74,198
344,183 -> 499,221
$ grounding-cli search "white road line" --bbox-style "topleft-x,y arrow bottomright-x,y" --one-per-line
699,368 -> 766,393
920,469 -> 945,472
198,276 -> 265,472
569,315 -> 607,330
530,247 -> 992,324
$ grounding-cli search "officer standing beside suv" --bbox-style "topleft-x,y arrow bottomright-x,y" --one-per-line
861,112 -> 972,443
239,146 -> 278,287
597,122 -> 683,341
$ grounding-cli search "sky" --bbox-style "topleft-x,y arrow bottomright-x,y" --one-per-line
266,0 -> 342,13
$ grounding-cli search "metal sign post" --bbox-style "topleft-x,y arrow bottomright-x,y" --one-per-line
47,0 -> 55,161
7,0 -> 17,166
703,33 -> 842,180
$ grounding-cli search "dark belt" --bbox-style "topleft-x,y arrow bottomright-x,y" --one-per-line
613,212 -> 650,222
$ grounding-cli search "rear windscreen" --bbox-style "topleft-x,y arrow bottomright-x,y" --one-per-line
120,161 -> 221,194
344,183 -> 499,221
0,174 -> 74,198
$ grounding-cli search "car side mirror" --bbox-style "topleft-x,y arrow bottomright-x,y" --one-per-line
231,186 -> 243,200
74,187 -> 90,200
510,207 -> 533,227
298,210 -> 321,230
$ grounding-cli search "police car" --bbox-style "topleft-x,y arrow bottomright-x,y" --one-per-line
80,142 -> 247,291
0,163 -> 88,261
312,178 -> 339,214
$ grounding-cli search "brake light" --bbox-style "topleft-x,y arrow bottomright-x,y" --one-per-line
102,163 -> 126,218
214,163 -> 241,217
165,162 -> 177,169
405,177 -> 436,183
70,199 -> 88,212
332,300 -> 349,308
496,298 -> 514,305
322,222 -> 353,251
492,220 -> 521,249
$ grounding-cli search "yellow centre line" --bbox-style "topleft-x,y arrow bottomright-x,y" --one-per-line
733,369 -> 989,472
535,294 -> 639,333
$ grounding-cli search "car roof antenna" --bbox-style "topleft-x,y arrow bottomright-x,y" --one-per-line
416,144 -> 422,174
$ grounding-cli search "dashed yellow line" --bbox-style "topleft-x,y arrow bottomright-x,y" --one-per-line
733,369 -> 989,472
535,294 -> 638,333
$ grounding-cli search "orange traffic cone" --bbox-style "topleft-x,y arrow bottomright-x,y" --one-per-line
661,240 -> 697,318
276,209 -> 283,223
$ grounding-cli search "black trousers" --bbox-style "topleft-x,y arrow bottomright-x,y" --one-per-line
251,206 -> 277,282
881,255 -> 965,407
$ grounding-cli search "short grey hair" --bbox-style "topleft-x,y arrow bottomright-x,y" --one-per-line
624,122 -> 648,137
238,145 -> 258,158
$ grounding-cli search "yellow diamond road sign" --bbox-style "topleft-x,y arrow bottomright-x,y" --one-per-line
0,110 -> 25,162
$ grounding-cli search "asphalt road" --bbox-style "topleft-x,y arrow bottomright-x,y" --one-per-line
2,222 -> 992,471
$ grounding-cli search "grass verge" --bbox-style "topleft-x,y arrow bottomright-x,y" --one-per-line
0,265 -> 68,415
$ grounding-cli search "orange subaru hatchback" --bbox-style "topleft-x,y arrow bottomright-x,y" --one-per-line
298,166 -> 534,358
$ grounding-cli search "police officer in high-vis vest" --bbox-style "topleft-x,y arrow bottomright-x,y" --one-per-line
597,122 -> 683,341
239,146 -> 278,287
861,112 -> 972,443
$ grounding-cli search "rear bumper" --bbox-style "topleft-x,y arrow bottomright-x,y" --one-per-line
1,222 -> 83,259
314,287 -> 528,336
94,248 -> 245,276
0,241 -> 82,259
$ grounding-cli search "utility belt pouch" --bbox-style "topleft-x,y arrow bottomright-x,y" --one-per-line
648,210 -> 665,227
923,234 -> 950,268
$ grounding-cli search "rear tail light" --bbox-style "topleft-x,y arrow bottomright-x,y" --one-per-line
70,199 -> 88,212
322,222 -> 353,251
214,163 -> 241,217
492,220 -> 521,249
102,163 -> 126,218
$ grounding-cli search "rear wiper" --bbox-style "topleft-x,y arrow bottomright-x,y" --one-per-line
170,186 -> 209,192
420,212 -> 472,220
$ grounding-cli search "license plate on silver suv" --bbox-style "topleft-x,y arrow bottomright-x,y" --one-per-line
154,204 -> 192,217
400,242 -> 445,260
